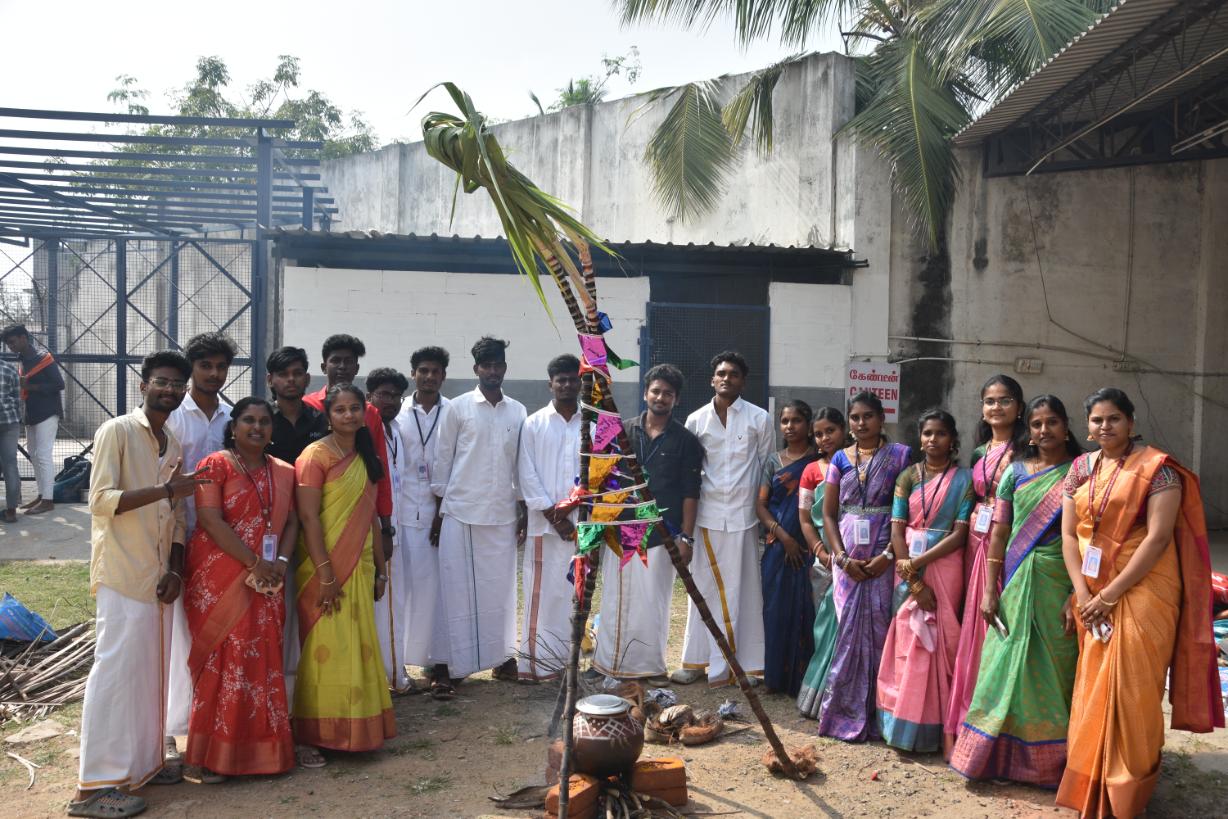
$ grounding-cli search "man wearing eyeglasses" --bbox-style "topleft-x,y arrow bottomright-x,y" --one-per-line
71,351 -> 211,817
163,331 -> 237,775
366,367 -> 412,692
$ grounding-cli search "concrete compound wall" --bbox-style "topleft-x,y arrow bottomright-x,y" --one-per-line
914,153 -> 1228,525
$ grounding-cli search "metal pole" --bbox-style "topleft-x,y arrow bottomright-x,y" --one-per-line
168,242 -> 180,349
301,185 -> 314,230
115,239 -> 127,415
45,236 -> 58,352
252,130 -> 273,392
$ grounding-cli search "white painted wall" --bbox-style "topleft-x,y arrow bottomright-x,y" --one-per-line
767,282 -> 850,389
282,266 -> 649,383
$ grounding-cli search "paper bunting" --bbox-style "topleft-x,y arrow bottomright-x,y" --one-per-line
593,413 -> 623,451
619,521 -> 651,554
619,542 -> 639,568
590,503 -> 624,523
578,332 -> 610,377
587,454 -> 620,491
606,345 -> 638,371
634,501 -> 660,521
570,556 -> 590,599
596,312 -> 613,333
577,523 -> 607,555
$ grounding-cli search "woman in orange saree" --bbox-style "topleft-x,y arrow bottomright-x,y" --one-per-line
1057,388 -> 1223,818
292,384 -> 395,767
184,398 -> 298,779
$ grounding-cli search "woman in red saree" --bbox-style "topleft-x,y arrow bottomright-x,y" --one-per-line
1057,388 -> 1223,818
184,397 -> 299,780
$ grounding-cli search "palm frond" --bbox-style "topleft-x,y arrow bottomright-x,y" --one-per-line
842,34 -> 969,248
722,55 -> 801,155
417,82 -> 612,313
617,0 -> 862,48
643,81 -> 736,222
923,0 -> 1103,96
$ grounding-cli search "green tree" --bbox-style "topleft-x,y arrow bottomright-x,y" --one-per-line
107,55 -> 377,160
620,0 -> 1116,247
531,48 -> 642,113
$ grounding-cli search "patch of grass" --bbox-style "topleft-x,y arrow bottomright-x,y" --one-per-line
406,774 -> 452,796
1154,751 -> 1228,817
388,737 -> 436,760
434,704 -> 460,718
0,562 -> 92,630
493,724 -> 519,746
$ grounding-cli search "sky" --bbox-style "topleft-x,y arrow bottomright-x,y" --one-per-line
0,0 -> 844,144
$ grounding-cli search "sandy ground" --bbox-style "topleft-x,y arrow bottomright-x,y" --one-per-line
2,503 -> 1227,817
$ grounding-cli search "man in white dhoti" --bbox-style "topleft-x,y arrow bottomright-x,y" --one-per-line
163,332 -> 234,768
70,351 -> 210,818
395,346 -> 453,698
367,367 -> 412,692
591,364 -> 702,685
430,336 -> 526,686
672,351 -> 772,688
517,354 -> 582,681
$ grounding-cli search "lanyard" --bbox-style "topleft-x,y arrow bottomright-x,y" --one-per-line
387,426 -> 399,466
917,462 -> 953,528
977,442 -> 1011,501
233,451 -> 273,527
1088,445 -> 1131,542
854,441 -> 884,508
412,404 -> 441,449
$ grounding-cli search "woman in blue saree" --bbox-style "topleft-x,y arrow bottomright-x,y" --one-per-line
756,400 -> 818,696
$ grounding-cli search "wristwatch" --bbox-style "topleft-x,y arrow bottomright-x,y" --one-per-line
676,533 -> 695,546
381,525 -> 396,537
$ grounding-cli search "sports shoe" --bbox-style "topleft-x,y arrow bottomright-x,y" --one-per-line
669,668 -> 704,685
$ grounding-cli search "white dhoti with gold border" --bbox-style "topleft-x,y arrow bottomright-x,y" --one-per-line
679,526 -> 764,686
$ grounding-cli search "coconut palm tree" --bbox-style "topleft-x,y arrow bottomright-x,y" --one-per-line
620,0 -> 1118,247
418,82 -> 805,813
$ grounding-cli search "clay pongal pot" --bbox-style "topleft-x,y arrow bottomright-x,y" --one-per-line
571,694 -> 644,777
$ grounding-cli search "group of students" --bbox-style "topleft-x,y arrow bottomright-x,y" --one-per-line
64,323 -> 1222,819
777,376 -> 1223,819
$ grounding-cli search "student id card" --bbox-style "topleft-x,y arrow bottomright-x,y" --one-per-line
1081,544 -> 1103,578
909,532 -> 926,558
854,518 -> 871,546
973,503 -> 994,534
262,534 -> 279,562
417,463 -> 430,482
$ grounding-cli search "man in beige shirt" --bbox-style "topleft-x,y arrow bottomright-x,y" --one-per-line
70,351 -> 210,819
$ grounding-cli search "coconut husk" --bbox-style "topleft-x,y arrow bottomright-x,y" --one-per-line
761,744 -> 820,779
679,710 -> 723,746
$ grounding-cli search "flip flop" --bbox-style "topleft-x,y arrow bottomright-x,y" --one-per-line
67,788 -> 147,818
183,765 -> 227,784
147,766 -> 183,786
430,681 -> 457,700
296,745 -> 327,769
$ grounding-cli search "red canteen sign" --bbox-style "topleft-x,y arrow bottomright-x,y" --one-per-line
846,362 -> 901,422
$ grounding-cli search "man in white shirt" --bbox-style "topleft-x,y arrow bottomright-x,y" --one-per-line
394,347 -> 452,695
673,351 -> 772,688
516,354 -> 582,681
366,367 -> 412,692
163,331 -> 235,767
430,337 -> 527,687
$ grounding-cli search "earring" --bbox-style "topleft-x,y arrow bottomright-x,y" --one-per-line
1086,433 -> 1095,441
1029,440 -> 1038,447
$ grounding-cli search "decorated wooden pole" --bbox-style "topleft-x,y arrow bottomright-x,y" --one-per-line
417,87 -> 804,813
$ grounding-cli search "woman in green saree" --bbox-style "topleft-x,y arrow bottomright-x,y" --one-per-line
795,407 -> 845,718
949,395 -> 1082,786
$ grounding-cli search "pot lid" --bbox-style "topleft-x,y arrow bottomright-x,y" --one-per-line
576,694 -> 632,716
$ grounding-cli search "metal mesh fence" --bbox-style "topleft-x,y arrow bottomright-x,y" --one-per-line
0,238 -> 256,482
644,302 -> 770,420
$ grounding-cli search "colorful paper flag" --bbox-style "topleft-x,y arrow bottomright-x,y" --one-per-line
593,413 -> 623,451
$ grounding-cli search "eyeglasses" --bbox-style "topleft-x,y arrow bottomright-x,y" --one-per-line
371,390 -> 404,403
983,397 -> 1016,407
147,377 -> 189,392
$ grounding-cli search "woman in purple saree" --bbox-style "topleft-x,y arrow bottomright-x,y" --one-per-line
817,392 -> 912,742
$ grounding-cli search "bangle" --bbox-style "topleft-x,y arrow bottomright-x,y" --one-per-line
168,569 -> 183,584
909,581 -> 926,595
376,574 -> 388,582
319,575 -> 337,586
276,554 -> 290,564
246,556 -> 259,571
315,559 -> 332,569
1097,592 -> 1119,607
985,557 -> 1004,565
812,542 -> 824,553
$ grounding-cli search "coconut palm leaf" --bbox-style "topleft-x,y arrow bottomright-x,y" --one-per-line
417,82 -> 611,312
643,81 -> 736,222
722,55 -> 800,155
924,0 -> 1106,96
618,0 -> 864,47
842,33 -> 969,247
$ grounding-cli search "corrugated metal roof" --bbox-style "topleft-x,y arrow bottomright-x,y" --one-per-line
954,0 -> 1187,146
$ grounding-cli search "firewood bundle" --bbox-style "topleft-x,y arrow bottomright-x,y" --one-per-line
0,621 -> 94,721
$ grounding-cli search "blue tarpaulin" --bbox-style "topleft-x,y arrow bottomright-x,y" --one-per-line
0,593 -> 57,643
